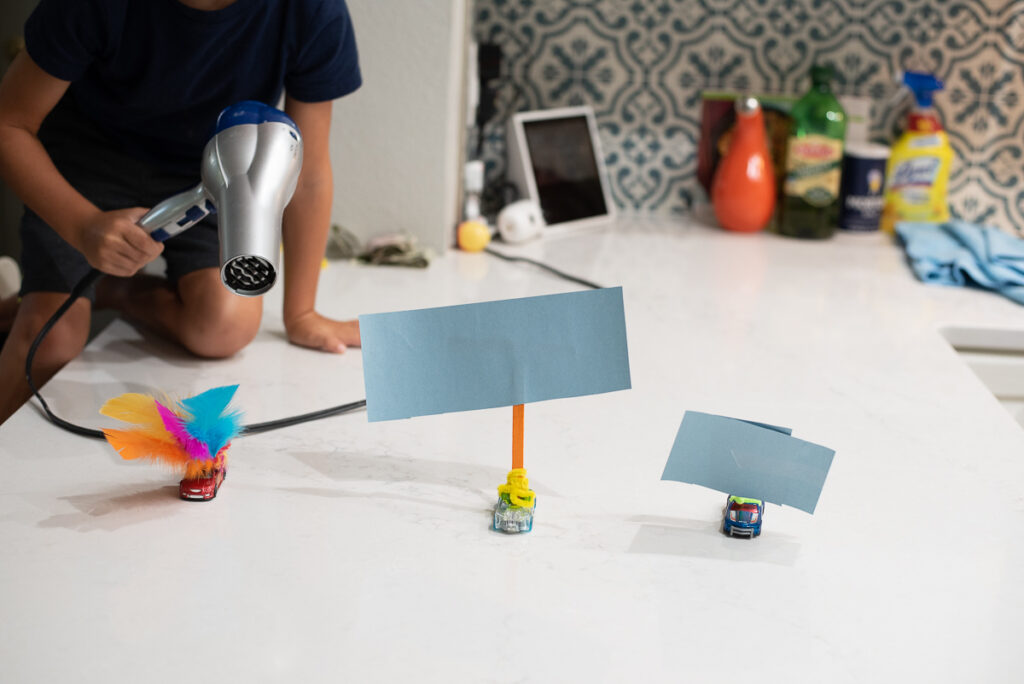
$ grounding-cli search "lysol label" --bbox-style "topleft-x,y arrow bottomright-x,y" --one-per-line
890,157 -> 939,187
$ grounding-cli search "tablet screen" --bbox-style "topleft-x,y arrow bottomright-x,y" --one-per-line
522,115 -> 609,226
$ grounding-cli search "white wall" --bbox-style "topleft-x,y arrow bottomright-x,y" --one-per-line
330,0 -> 468,255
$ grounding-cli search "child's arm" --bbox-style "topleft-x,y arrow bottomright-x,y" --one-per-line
0,52 -> 162,276
280,95 -> 360,353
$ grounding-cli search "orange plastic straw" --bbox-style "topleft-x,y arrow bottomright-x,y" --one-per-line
512,404 -> 524,470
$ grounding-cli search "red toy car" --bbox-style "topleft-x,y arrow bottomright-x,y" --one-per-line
179,467 -> 226,501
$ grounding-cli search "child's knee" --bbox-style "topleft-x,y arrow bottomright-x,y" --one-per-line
184,325 -> 259,359
180,300 -> 261,359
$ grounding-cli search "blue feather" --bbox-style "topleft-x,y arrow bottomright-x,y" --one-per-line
179,385 -> 242,457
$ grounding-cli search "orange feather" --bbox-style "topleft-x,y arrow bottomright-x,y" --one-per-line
102,428 -> 191,468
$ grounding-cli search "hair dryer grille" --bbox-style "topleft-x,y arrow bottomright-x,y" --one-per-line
223,255 -> 276,296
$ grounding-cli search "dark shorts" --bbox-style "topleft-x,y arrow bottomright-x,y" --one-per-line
19,98 -> 220,302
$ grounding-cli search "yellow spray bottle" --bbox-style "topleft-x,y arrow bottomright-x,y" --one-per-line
880,72 -> 953,234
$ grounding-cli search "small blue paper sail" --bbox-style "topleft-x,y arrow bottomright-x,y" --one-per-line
359,288 -> 632,421
661,411 -> 835,514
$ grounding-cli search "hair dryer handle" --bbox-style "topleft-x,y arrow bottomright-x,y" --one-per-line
137,184 -> 215,242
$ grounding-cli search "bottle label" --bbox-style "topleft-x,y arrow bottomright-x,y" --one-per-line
890,157 -> 940,188
839,156 -> 887,231
785,135 -> 843,207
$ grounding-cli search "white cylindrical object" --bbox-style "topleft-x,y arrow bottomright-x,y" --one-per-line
497,200 -> 545,244
464,160 -> 485,193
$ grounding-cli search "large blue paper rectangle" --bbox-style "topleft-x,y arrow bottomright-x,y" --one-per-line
662,411 -> 835,514
359,288 -> 631,422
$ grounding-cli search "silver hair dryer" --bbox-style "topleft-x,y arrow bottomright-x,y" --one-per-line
136,101 -> 304,296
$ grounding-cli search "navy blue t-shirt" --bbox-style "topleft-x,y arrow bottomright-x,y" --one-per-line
24,0 -> 361,174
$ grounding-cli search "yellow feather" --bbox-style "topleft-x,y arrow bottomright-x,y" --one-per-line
101,393 -> 161,425
100,393 -> 179,443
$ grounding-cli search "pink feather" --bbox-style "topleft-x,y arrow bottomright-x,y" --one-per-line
156,401 -> 212,462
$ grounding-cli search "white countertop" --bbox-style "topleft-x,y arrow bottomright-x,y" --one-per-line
3,217 -> 1024,683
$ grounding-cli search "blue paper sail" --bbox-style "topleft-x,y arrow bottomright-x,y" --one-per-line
359,288 -> 631,422
662,411 -> 835,514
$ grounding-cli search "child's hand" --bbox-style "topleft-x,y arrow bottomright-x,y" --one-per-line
285,310 -> 361,354
75,208 -> 163,277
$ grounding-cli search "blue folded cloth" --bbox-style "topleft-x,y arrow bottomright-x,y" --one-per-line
896,220 -> 1024,305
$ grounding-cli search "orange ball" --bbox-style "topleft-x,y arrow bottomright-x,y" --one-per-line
457,220 -> 492,252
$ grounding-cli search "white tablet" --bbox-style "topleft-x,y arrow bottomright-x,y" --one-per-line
507,106 -> 616,234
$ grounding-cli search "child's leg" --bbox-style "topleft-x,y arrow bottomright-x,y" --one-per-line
0,292 -> 91,425
0,295 -> 17,334
100,267 -> 262,359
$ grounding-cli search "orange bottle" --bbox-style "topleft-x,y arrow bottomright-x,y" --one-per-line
711,97 -> 776,233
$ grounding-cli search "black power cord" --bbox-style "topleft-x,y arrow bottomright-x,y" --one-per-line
240,399 -> 366,436
484,246 -> 603,290
25,268 -> 366,439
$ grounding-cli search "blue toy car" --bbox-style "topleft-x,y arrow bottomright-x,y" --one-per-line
723,495 -> 763,537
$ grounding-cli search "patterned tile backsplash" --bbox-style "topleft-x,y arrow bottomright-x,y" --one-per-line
474,0 -> 1024,233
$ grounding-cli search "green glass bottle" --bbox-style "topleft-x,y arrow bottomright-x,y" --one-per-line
779,65 -> 846,239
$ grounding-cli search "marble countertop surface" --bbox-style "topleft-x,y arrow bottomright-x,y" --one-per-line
3,217 -> 1024,683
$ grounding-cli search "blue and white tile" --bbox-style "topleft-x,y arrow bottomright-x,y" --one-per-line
474,0 -> 1024,233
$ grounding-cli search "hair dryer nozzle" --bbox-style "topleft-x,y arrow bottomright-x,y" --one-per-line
223,255 -> 276,296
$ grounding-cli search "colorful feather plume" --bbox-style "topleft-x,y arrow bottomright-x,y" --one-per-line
101,386 -> 243,479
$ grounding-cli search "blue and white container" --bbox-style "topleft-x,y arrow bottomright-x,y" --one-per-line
839,142 -> 890,231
